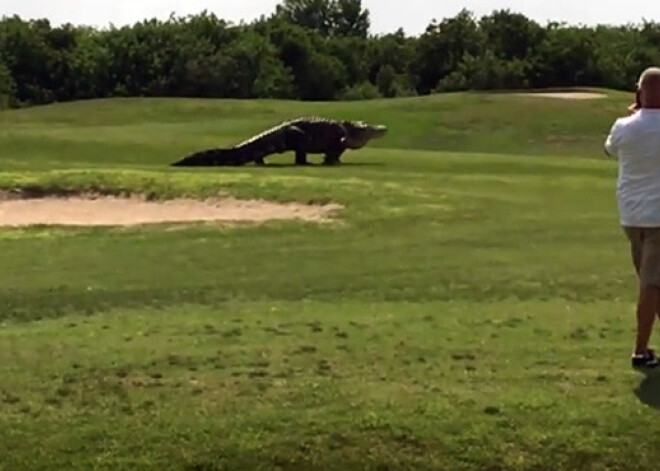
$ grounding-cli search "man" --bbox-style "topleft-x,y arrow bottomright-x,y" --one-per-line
605,66 -> 660,369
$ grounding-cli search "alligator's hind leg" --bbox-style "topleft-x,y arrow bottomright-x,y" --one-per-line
284,126 -> 311,165
295,150 -> 311,165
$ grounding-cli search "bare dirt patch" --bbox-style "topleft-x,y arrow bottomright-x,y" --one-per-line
514,92 -> 606,100
0,193 -> 342,227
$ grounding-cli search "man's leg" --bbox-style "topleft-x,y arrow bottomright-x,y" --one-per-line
630,227 -> 660,367
635,283 -> 659,355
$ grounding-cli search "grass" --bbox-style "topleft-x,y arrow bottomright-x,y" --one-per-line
1,88 -> 658,470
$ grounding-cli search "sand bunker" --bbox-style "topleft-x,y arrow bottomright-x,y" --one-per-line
0,193 -> 342,227
515,91 -> 606,100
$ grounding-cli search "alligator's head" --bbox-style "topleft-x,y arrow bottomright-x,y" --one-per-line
342,120 -> 388,149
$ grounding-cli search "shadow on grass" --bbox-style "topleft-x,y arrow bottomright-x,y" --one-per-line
168,161 -> 385,169
257,162 -> 385,168
634,369 -> 660,410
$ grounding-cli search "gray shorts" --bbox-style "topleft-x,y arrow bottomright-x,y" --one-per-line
623,226 -> 660,286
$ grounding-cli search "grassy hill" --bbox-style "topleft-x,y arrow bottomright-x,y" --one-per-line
1,89 -> 657,471
0,88 -> 632,172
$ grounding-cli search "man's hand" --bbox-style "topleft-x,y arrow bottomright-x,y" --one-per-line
628,102 -> 640,115
628,90 -> 642,115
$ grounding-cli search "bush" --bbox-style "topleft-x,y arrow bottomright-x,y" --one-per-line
339,81 -> 382,100
436,51 -> 529,92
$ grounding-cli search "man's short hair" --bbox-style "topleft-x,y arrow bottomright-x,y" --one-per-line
638,67 -> 660,88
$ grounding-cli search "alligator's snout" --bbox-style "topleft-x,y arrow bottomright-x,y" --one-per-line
373,125 -> 388,137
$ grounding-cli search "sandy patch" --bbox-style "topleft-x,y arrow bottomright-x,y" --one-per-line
0,193 -> 342,227
514,92 -> 606,100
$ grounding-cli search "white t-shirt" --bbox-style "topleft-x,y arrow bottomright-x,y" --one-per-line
605,109 -> 660,227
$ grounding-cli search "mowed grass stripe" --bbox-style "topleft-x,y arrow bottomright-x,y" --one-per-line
0,301 -> 656,470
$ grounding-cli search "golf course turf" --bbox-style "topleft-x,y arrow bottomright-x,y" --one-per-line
1,89 -> 659,470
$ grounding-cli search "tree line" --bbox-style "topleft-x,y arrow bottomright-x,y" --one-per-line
1,0 -> 659,108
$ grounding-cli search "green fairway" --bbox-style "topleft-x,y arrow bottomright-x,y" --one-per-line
1,90 -> 658,471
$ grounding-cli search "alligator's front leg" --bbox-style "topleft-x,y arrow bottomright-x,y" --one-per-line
323,137 -> 347,165
322,150 -> 345,165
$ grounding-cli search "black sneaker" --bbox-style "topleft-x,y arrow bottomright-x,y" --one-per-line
632,349 -> 659,368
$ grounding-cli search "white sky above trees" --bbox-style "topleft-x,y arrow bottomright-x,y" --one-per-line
0,1 -> 659,35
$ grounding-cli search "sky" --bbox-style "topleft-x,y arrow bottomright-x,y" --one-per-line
0,1 -> 659,36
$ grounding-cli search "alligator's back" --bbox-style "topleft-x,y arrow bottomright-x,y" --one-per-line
286,117 -> 346,153
231,121 -> 288,149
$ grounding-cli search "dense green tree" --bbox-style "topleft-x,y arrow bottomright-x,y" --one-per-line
327,35 -> 369,85
276,0 -> 332,35
264,20 -> 347,100
590,25 -> 640,90
275,0 -> 369,37
413,9 -> 485,94
65,28 -> 112,99
479,10 -> 545,61
367,29 -> 417,97
0,4 -> 657,108
330,0 -> 370,38
0,16 -> 57,104
0,57 -> 15,108
530,25 -> 599,87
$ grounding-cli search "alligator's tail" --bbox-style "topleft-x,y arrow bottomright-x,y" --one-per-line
172,123 -> 292,167
171,147 -> 248,167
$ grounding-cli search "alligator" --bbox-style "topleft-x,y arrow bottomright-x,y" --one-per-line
171,117 -> 388,167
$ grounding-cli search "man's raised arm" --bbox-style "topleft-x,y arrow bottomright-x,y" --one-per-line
604,120 -> 621,159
